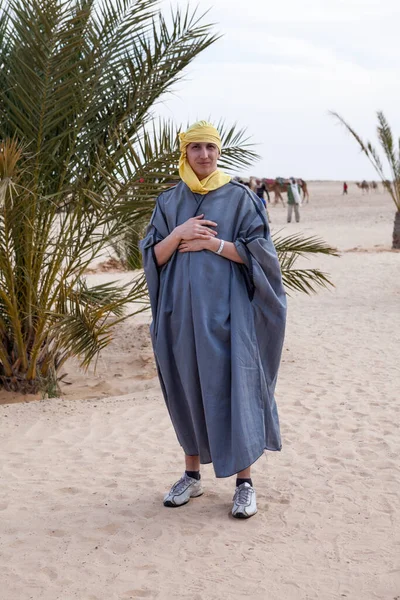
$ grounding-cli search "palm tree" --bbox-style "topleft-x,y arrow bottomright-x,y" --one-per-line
0,0 -> 260,394
332,111 -> 400,249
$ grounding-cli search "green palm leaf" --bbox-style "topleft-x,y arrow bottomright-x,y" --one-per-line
272,232 -> 338,295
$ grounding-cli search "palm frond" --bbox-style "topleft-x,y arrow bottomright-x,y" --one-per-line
64,279 -> 130,318
273,232 -> 339,259
217,121 -> 260,172
121,6 -> 219,129
272,232 -> 338,295
50,272 -> 148,369
376,111 -> 400,185
281,268 -> 334,295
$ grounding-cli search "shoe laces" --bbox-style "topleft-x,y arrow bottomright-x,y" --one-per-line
234,484 -> 253,506
170,474 -> 191,494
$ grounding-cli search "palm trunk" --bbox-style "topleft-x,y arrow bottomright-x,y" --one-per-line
393,211 -> 400,249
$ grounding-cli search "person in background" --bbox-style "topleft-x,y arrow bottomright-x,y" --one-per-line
255,179 -> 270,206
287,177 -> 301,223
343,182 -> 348,195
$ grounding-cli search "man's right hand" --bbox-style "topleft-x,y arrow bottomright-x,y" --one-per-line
174,214 -> 218,241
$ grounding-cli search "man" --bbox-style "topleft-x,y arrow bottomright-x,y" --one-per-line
343,182 -> 348,195
140,121 -> 286,519
287,177 -> 301,223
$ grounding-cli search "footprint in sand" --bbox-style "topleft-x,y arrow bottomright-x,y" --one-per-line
268,496 -> 290,505
58,486 -> 80,494
40,566 -> 58,581
122,590 -> 153,598
46,529 -> 66,537
97,522 -> 120,534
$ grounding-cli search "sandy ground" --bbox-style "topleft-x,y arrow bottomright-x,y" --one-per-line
1,182 -> 399,599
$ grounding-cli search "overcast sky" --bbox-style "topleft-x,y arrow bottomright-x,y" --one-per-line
156,0 -> 400,180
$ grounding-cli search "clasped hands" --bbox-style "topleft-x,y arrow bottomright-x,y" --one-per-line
175,214 -> 219,253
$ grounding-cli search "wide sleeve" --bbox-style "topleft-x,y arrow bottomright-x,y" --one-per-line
234,194 -> 287,390
139,195 -> 170,320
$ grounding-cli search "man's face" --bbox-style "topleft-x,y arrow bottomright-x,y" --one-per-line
186,142 -> 220,179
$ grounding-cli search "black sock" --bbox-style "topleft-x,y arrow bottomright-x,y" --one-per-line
236,478 -> 252,488
186,470 -> 201,480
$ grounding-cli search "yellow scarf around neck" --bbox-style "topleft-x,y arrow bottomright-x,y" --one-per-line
178,121 -> 231,194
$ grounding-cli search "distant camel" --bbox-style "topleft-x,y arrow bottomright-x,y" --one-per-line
370,181 -> 378,191
356,181 -> 369,193
264,178 -> 310,205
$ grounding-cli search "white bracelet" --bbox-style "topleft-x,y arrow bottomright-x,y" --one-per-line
215,239 -> 225,255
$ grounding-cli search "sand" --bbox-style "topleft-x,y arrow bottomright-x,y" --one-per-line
1,182 -> 399,600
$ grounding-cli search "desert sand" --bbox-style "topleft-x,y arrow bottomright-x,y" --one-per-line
1,182 -> 399,600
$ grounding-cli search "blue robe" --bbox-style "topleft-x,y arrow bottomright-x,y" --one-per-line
140,180 -> 286,477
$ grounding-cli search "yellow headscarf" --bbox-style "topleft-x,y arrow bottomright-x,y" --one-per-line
178,121 -> 231,194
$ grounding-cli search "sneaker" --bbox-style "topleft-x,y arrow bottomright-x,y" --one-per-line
232,482 -> 257,519
163,473 -> 203,508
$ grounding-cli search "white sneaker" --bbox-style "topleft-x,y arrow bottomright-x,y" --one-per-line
232,482 -> 257,519
163,473 -> 203,507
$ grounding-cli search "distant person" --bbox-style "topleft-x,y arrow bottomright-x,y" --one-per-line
343,182 -> 348,195
287,178 -> 301,223
255,179 -> 270,206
